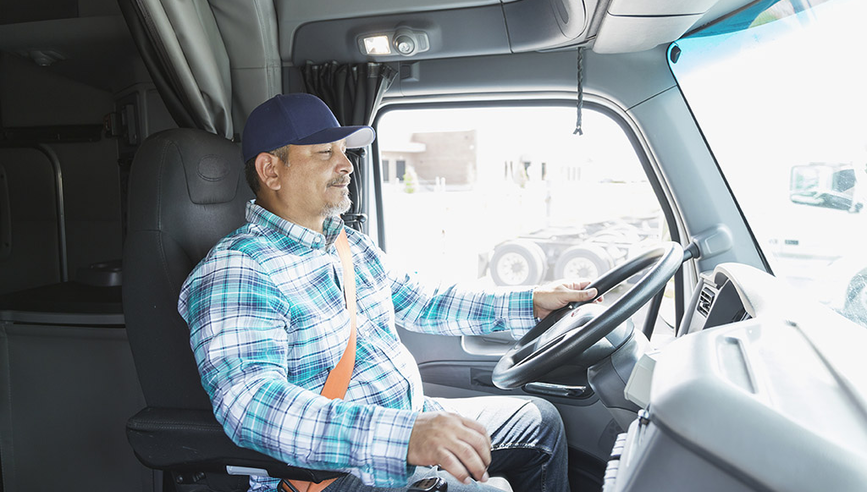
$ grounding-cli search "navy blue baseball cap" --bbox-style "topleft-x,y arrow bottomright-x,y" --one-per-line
241,93 -> 376,162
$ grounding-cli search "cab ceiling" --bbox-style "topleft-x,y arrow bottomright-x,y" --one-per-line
281,0 -> 757,64
282,0 -> 594,65
0,0 -> 138,92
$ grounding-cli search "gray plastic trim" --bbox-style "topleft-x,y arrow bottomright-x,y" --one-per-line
690,224 -> 732,260
645,268 -> 867,490
226,465 -> 270,477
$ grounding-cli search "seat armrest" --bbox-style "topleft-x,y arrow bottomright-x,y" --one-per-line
126,407 -> 344,483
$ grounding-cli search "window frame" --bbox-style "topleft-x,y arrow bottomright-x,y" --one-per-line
370,96 -> 688,330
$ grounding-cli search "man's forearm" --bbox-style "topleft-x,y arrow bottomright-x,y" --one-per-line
390,272 -> 537,336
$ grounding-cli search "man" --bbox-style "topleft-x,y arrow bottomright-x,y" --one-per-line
178,94 -> 599,492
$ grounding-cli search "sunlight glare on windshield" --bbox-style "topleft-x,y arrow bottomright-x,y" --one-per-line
670,0 -> 867,327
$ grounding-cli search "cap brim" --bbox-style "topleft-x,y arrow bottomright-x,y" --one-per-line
293,125 -> 376,148
345,127 -> 376,148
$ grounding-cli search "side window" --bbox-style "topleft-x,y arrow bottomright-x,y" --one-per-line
375,104 -> 671,331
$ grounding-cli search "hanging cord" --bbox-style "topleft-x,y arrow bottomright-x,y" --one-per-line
573,47 -> 584,136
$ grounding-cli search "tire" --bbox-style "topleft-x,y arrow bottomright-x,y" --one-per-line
490,240 -> 547,286
553,245 -> 612,281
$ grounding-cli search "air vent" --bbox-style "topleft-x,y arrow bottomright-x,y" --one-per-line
697,286 -> 715,317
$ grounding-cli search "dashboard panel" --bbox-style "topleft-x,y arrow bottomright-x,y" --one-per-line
605,263 -> 867,491
680,268 -> 752,336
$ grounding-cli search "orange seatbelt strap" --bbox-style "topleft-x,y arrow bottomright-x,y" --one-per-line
280,229 -> 357,492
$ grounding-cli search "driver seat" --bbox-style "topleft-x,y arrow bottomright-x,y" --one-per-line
122,127 -> 513,492
123,128 -> 343,490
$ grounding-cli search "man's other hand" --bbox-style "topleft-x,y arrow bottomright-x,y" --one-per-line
407,412 -> 491,485
533,280 -> 600,319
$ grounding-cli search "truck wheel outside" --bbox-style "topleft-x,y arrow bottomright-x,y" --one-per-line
554,245 -> 612,281
490,240 -> 547,286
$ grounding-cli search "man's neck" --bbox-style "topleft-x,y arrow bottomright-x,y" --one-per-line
255,197 -> 325,234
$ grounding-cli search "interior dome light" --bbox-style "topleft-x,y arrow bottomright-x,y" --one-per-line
362,35 -> 392,55
358,27 -> 430,57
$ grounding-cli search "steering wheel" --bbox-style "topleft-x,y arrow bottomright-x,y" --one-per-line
492,242 -> 684,390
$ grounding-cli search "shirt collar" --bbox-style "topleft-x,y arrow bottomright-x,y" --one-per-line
245,200 -> 344,250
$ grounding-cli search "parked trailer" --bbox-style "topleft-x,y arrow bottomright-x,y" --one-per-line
483,216 -> 661,286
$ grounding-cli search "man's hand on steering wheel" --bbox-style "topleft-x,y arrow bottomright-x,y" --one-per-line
532,280 -> 601,319
495,242 -> 684,390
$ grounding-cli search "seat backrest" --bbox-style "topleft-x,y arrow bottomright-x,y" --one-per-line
123,127 -> 252,409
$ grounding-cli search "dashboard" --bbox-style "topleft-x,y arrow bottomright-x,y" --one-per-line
680,267 -> 753,335
604,263 -> 867,491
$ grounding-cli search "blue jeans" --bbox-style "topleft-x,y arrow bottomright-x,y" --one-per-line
324,396 -> 570,492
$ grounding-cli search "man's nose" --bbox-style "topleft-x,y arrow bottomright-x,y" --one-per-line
337,151 -> 353,175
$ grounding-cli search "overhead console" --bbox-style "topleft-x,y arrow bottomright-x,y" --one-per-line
593,0 -> 720,53
285,0 -> 758,65
288,0 -> 597,64
500,0 -> 590,52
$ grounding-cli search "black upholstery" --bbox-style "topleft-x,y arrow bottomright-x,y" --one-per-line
126,407 -> 339,481
124,127 -> 251,410
123,128 -> 341,487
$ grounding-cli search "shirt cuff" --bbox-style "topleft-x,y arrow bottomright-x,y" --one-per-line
355,406 -> 418,486
506,288 -> 537,338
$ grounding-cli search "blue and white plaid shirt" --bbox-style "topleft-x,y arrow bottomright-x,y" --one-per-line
178,202 -> 536,490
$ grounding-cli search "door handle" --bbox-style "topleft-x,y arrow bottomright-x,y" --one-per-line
522,382 -> 589,398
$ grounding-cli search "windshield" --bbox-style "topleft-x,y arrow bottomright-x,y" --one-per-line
670,0 -> 867,328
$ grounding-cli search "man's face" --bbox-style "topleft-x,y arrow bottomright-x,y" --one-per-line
273,139 -> 353,225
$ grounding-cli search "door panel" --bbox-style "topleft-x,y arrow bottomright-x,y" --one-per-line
397,326 -> 618,463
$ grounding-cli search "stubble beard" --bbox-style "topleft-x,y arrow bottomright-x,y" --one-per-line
323,195 -> 352,218
323,177 -> 352,217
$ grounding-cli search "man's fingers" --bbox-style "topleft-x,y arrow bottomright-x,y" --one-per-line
461,418 -> 492,460
453,437 -> 490,480
461,415 -> 488,435
407,412 -> 492,483
575,287 -> 598,301
569,280 -> 592,291
437,449 -> 474,484
533,280 -> 602,318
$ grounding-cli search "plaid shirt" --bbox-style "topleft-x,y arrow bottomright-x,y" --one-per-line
178,202 -> 536,490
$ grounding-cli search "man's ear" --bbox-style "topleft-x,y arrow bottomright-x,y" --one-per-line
254,153 -> 282,191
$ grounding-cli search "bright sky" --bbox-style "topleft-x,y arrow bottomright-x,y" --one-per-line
671,0 -> 867,317
674,0 -> 867,167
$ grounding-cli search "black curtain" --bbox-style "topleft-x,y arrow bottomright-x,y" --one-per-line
300,62 -> 397,231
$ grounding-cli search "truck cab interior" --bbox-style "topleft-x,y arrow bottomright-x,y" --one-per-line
1,0 -> 866,491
